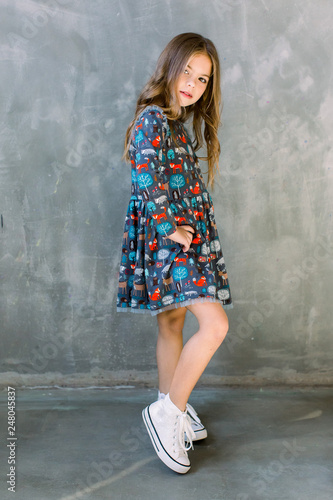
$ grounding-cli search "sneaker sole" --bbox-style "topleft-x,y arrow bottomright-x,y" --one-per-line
193,428 -> 208,441
142,406 -> 191,474
185,428 -> 207,444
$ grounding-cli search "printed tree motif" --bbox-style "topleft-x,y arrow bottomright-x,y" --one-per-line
217,289 -> 230,301
198,221 -> 206,233
129,226 -> 137,239
170,203 -> 178,214
135,130 -> 145,144
162,294 -> 174,306
156,222 -> 173,235
170,174 -> 186,196
172,266 -> 188,281
128,275 -> 134,287
201,242 -> 209,255
147,201 -> 156,212
207,285 -> 216,296
137,173 -> 153,190
210,240 -> 221,252
129,251 -> 136,262
157,249 -> 170,260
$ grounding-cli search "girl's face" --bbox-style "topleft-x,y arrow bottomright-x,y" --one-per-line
176,53 -> 212,107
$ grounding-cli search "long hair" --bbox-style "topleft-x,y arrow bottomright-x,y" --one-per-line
123,33 -> 222,188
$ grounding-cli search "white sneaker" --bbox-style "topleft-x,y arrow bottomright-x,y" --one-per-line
186,403 -> 208,441
157,391 -> 208,442
142,393 -> 195,474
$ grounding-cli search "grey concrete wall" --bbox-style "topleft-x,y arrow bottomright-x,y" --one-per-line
0,0 -> 332,386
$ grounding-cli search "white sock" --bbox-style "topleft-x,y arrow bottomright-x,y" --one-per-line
158,390 -> 166,400
164,393 -> 182,414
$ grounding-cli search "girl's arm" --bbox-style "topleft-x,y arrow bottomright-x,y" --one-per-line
133,109 -> 178,238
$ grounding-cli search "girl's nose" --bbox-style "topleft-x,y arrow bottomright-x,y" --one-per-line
187,77 -> 195,88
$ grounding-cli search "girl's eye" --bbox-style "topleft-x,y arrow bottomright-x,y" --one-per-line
199,77 -> 207,84
184,69 -> 189,74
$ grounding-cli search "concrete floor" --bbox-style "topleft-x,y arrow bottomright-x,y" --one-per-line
0,386 -> 332,500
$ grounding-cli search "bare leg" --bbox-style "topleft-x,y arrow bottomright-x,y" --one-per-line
169,302 -> 229,412
156,307 -> 187,395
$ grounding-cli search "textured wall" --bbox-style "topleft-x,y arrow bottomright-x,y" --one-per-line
0,0 -> 332,385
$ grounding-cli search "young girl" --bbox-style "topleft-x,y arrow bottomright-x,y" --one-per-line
117,33 -> 232,474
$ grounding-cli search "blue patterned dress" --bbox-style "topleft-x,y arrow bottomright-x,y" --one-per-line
117,105 -> 232,316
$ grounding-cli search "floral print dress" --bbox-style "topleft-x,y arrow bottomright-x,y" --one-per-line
117,105 -> 232,316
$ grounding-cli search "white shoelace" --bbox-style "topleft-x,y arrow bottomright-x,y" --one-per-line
176,413 -> 196,452
186,403 -> 202,425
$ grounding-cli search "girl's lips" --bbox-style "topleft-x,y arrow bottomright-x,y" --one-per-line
180,90 -> 193,98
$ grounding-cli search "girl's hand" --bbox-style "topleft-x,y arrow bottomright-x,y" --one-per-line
167,225 -> 195,252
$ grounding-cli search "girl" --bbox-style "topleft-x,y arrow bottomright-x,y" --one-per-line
117,33 -> 232,474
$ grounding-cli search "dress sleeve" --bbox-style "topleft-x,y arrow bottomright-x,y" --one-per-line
133,109 -> 178,237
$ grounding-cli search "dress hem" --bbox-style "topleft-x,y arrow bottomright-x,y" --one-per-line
117,297 -> 233,317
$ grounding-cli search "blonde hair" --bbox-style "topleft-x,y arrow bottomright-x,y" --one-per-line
123,32 -> 222,188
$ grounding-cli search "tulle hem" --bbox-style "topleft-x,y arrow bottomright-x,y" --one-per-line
117,296 -> 233,317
